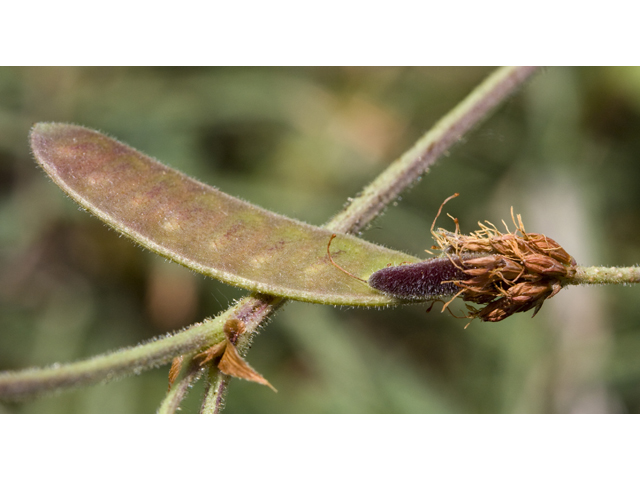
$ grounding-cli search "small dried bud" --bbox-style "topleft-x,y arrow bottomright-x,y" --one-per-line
223,317 -> 246,344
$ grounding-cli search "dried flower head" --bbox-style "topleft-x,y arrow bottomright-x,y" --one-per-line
431,195 -> 577,322
327,193 -> 578,324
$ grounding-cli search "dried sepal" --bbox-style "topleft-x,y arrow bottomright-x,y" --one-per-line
194,342 -> 226,366
192,317 -> 276,392
218,341 -> 277,392
167,355 -> 184,391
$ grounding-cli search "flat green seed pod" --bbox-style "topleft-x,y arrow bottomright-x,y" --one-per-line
31,123 -> 421,306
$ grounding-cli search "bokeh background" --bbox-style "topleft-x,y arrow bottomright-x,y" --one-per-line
1,66 -> 639,413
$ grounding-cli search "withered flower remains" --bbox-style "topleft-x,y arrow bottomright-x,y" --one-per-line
431,198 -> 577,322
329,194 -> 578,323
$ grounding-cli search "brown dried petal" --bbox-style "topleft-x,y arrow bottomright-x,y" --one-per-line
527,234 -> 574,265
488,235 -> 518,256
497,258 -> 525,281
462,239 -> 494,253
523,254 -> 568,276
458,275 -> 495,289
462,292 -> 501,305
194,341 -> 226,366
463,267 -> 491,276
167,356 -> 184,391
475,298 -> 515,322
506,282 -> 549,300
218,340 -> 277,392
546,281 -> 563,299
462,255 -> 501,268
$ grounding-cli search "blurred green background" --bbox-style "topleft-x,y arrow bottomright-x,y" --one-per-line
1,67 -> 640,413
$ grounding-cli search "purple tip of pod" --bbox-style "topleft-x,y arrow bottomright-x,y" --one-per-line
368,257 -> 470,300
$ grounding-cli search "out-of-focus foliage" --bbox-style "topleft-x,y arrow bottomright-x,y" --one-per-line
1,67 -> 639,413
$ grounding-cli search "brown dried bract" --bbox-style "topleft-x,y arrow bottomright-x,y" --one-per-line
167,355 -> 184,391
432,202 -> 576,323
193,317 -> 277,392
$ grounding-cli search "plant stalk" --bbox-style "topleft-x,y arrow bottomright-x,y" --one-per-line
1,299 -> 235,400
325,66 -> 539,233
572,265 -> 640,285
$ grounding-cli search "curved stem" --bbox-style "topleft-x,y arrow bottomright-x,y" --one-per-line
0,299 -> 240,400
572,265 -> 640,285
157,355 -> 202,414
325,66 -> 539,233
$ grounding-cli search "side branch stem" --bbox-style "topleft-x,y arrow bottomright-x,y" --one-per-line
325,66 -> 539,233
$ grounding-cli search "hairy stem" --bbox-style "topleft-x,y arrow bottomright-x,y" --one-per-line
157,355 -> 202,414
325,66 -> 539,233
0,298 -> 248,400
572,265 -> 640,285
200,366 -> 230,414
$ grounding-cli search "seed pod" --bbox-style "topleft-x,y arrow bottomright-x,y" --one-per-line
367,257 -> 469,300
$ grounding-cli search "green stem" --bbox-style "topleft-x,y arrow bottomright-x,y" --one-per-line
157,355 -> 202,414
572,265 -> 640,285
200,366 -> 230,414
0,299 -> 236,400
